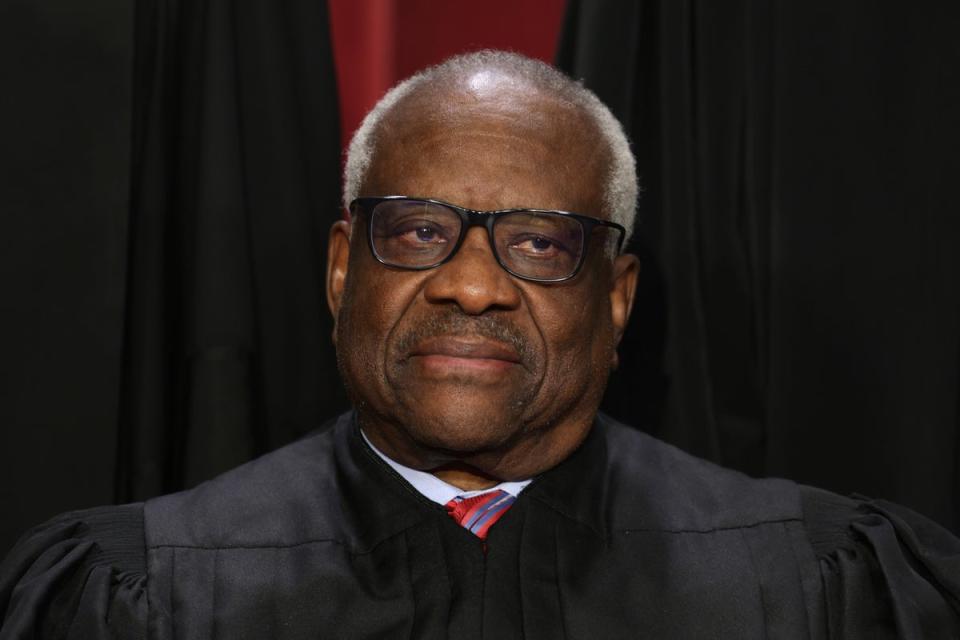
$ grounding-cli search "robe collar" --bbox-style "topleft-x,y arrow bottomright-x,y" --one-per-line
338,411 -> 611,548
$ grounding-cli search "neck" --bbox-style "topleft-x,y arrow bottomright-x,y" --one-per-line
357,407 -> 596,486
431,463 -> 501,491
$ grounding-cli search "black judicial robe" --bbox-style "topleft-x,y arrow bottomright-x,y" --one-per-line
2,413 -> 959,639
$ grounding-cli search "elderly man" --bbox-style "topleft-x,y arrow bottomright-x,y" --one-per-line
2,51 -> 958,639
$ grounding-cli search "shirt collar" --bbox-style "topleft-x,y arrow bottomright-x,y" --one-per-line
361,429 -> 532,505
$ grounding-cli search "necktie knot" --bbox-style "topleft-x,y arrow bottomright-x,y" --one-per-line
445,489 -> 516,540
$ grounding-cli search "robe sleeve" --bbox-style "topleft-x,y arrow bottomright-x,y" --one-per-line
802,487 -> 960,639
0,504 -> 147,639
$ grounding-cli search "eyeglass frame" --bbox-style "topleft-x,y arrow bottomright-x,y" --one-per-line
348,195 -> 627,283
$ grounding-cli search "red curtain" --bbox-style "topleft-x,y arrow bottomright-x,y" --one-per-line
328,0 -> 566,152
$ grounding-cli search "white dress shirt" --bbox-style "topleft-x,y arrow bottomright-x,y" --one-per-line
361,430 -> 532,505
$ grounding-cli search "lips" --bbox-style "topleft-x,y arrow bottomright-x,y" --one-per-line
409,336 -> 522,363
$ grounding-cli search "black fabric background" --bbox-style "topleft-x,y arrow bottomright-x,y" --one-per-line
0,0 -> 345,554
1,0 -> 135,555
1,0 -> 958,555
559,0 -> 960,533
117,0 -> 344,501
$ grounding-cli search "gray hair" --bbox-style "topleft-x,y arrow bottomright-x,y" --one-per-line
342,50 -> 638,245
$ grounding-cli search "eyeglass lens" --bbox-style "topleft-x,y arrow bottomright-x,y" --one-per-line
369,199 -> 585,280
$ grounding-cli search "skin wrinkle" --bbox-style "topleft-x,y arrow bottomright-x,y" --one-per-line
327,73 -> 639,491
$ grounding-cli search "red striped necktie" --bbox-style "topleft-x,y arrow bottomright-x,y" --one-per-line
444,489 -> 516,540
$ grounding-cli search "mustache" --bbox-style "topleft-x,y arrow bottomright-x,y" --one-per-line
395,309 -> 533,363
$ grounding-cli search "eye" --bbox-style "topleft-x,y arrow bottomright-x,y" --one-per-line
386,219 -> 451,246
528,236 -> 553,251
411,226 -> 443,243
509,234 -> 569,258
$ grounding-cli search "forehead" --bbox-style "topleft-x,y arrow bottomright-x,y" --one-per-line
361,80 -> 610,218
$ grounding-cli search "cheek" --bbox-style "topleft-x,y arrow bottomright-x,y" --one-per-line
338,266 -> 422,377
536,284 -> 614,364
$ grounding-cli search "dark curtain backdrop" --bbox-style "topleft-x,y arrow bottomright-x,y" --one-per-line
1,0 -> 134,556
118,0 -> 343,500
560,0 -> 960,533
0,0 -> 343,554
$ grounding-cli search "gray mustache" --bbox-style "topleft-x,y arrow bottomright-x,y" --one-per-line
395,309 -> 532,362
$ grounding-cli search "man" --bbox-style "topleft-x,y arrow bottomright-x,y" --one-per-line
1,51 -> 958,639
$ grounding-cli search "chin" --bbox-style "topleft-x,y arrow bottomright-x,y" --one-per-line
387,377 -> 532,451
404,404 -> 524,455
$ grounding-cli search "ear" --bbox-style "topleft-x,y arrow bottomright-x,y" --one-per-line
609,253 -> 640,369
326,219 -> 352,342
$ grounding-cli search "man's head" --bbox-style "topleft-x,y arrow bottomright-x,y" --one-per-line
327,51 -> 639,487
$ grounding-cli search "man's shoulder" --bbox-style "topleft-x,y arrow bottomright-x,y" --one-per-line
144,413 -> 350,549
595,414 -> 804,531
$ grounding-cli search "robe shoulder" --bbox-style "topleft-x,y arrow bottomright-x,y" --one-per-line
800,486 -> 960,637
144,415 -> 347,550
0,503 -> 147,639
591,414 -> 960,637
595,413 -> 803,531
144,412 -> 423,551
0,414 -> 368,638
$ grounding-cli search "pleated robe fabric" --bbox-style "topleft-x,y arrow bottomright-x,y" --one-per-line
2,412 -> 959,638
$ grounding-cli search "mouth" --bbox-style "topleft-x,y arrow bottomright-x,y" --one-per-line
407,336 -> 522,375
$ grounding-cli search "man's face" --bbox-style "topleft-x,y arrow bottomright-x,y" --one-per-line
328,79 -> 637,478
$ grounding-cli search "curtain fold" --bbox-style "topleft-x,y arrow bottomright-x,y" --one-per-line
559,0 -> 960,532
117,0 -> 344,500
0,0 -> 134,553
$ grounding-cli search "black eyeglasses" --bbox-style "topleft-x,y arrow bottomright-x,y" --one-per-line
349,196 -> 625,283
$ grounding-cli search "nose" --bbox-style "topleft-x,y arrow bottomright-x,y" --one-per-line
422,227 -> 522,314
